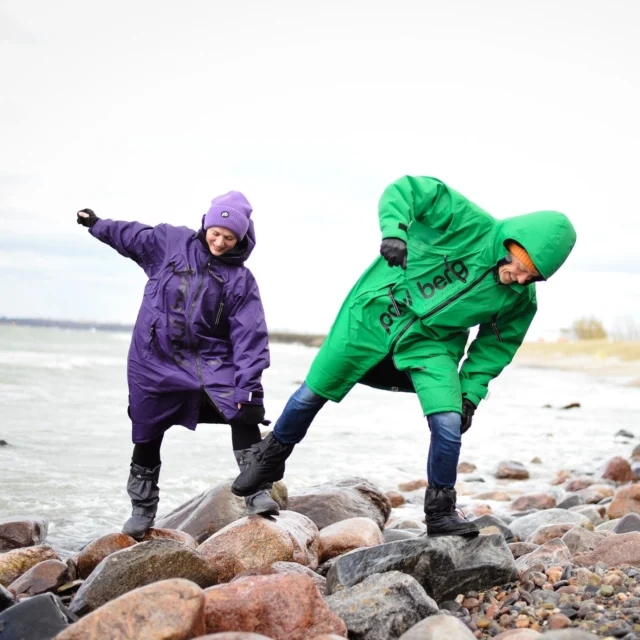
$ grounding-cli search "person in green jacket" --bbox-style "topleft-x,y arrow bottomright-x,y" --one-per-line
232,176 -> 577,537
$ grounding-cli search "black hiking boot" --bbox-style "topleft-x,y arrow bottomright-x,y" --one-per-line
233,449 -> 280,517
424,486 -> 480,538
122,462 -> 161,540
231,432 -> 294,497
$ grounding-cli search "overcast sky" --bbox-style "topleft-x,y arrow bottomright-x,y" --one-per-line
1,0 -> 639,338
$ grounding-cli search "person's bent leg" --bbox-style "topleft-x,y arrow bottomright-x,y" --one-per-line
231,422 -> 280,516
123,433 -> 164,539
231,382 -> 327,497
424,411 -> 478,538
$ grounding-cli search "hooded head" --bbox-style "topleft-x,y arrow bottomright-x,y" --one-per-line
202,191 -> 253,241
498,210 -> 577,281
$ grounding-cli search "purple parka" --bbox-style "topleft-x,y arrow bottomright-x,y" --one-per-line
89,217 -> 269,443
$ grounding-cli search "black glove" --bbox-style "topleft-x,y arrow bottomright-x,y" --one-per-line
460,398 -> 476,435
380,238 -> 407,269
240,403 -> 266,426
77,208 -> 99,228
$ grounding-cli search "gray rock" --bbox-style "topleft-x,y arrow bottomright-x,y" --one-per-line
69,539 -> 217,616
569,505 -> 605,527
0,517 -> 48,552
543,630 -> 604,639
562,527 -> 612,554
615,429 -> 634,438
156,479 -> 288,543
398,613 -> 476,639
325,533 -> 517,603
509,509 -> 592,541
325,570 -> 438,640
596,519 -> 619,531
384,529 -> 420,543
0,440 -> 7,446
0,592 -> 75,639
468,514 -> 515,541
631,461 -> 640,479
613,513 -> 640,534
288,477 -> 391,530
556,494 -> 585,510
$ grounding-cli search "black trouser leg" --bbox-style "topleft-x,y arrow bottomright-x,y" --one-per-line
132,433 -> 164,468
230,422 -> 261,450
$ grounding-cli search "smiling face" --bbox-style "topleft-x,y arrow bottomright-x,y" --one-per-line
205,226 -> 238,256
498,253 -> 539,285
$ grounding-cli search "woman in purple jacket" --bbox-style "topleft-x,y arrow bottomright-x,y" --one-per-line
77,191 -> 275,539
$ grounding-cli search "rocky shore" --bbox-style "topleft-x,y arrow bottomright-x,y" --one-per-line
4,443 -> 640,639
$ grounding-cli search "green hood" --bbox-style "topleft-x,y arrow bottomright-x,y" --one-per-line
497,210 -> 577,280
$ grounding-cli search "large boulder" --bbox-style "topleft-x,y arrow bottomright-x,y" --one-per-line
0,517 -> 48,552
561,527 -> 612,555
288,478 -> 391,530
8,559 -> 70,596
69,539 -> 217,616
397,613 -> 476,639
156,479 -> 288,543
601,456 -> 637,483
231,560 -> 327,596
608,485 -> 640,519
326,571 -> 438,640
197,511 -> 319,583
509,509 -> 592,541
203,574 -> 346,639
326,533 -> 517,603
0,544 -> 59,587
0,592 -> 75,639
56,578 -> 205,639
318,517 -> 384,562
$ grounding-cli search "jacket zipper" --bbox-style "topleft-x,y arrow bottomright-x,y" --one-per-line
492,314 -> 503,342
391,265 -> 496,354
209,269 -> 225,326
186,258 -> 212,388
388,287 -> 401,317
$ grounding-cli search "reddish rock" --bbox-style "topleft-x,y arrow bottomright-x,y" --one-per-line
602,456 -> 637,483
385,519 -> 426,531
7,559 -> 70,596
231,561 -> 326,596
385,491 -> 405,507
457,462 -> 477,474
197,511 -> 319,583
565,477 -> 594,492
141,528 -> 198,548
472,491 -> 512,501
528,524 -> 575,546
76,533 -> 138,579
608,485 -> 640,519
576,484 -> 615,504
0,518 -> 48,552
398,479 -> 428,492
562,527 -> 613,555
192,634 -> 274,639
309,636 -> 348,640
549,470 -> 570,486
510,494 -> 556,512
204,574 -> 347,639
318,517 -> 384,563
508,542 -> 539,559
55,578 -> 205,639
0,544 -> 59,587
468,504 -> 493,517
573,531 -> 640,567
547,613 -> 572,629
495,461 -> 529,480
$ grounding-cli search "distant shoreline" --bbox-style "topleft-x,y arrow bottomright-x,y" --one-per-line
0,316 -> 326,348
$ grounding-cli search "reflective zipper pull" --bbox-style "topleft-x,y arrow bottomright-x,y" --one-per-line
492,315 -> 503,342
215,302 -> 224,325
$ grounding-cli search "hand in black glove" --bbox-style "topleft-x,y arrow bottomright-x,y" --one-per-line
240,403 -> 267,426
380,238 -> 407,269
460,398 -> 476,435
77,208 -> 99,228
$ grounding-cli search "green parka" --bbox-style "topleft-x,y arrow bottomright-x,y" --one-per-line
305,176 -> 576,415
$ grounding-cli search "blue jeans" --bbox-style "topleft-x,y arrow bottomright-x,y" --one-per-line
426,412 -> 462,489
273,382 -> 327,445
273,383 -> 461,489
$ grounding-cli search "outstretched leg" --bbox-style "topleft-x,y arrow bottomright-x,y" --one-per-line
231,382 -> 327,497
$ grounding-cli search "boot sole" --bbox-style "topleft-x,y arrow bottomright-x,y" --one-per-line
427,529 -> 480,538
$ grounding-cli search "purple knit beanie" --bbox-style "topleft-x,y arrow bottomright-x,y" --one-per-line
203,191 -> 252,240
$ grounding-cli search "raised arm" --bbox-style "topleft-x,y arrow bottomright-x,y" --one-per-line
77,208 -> 168,277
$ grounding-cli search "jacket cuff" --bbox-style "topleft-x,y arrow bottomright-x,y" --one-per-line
234,388 -> 264,405
381,221 -> 409,244
460,380 -> 489,408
